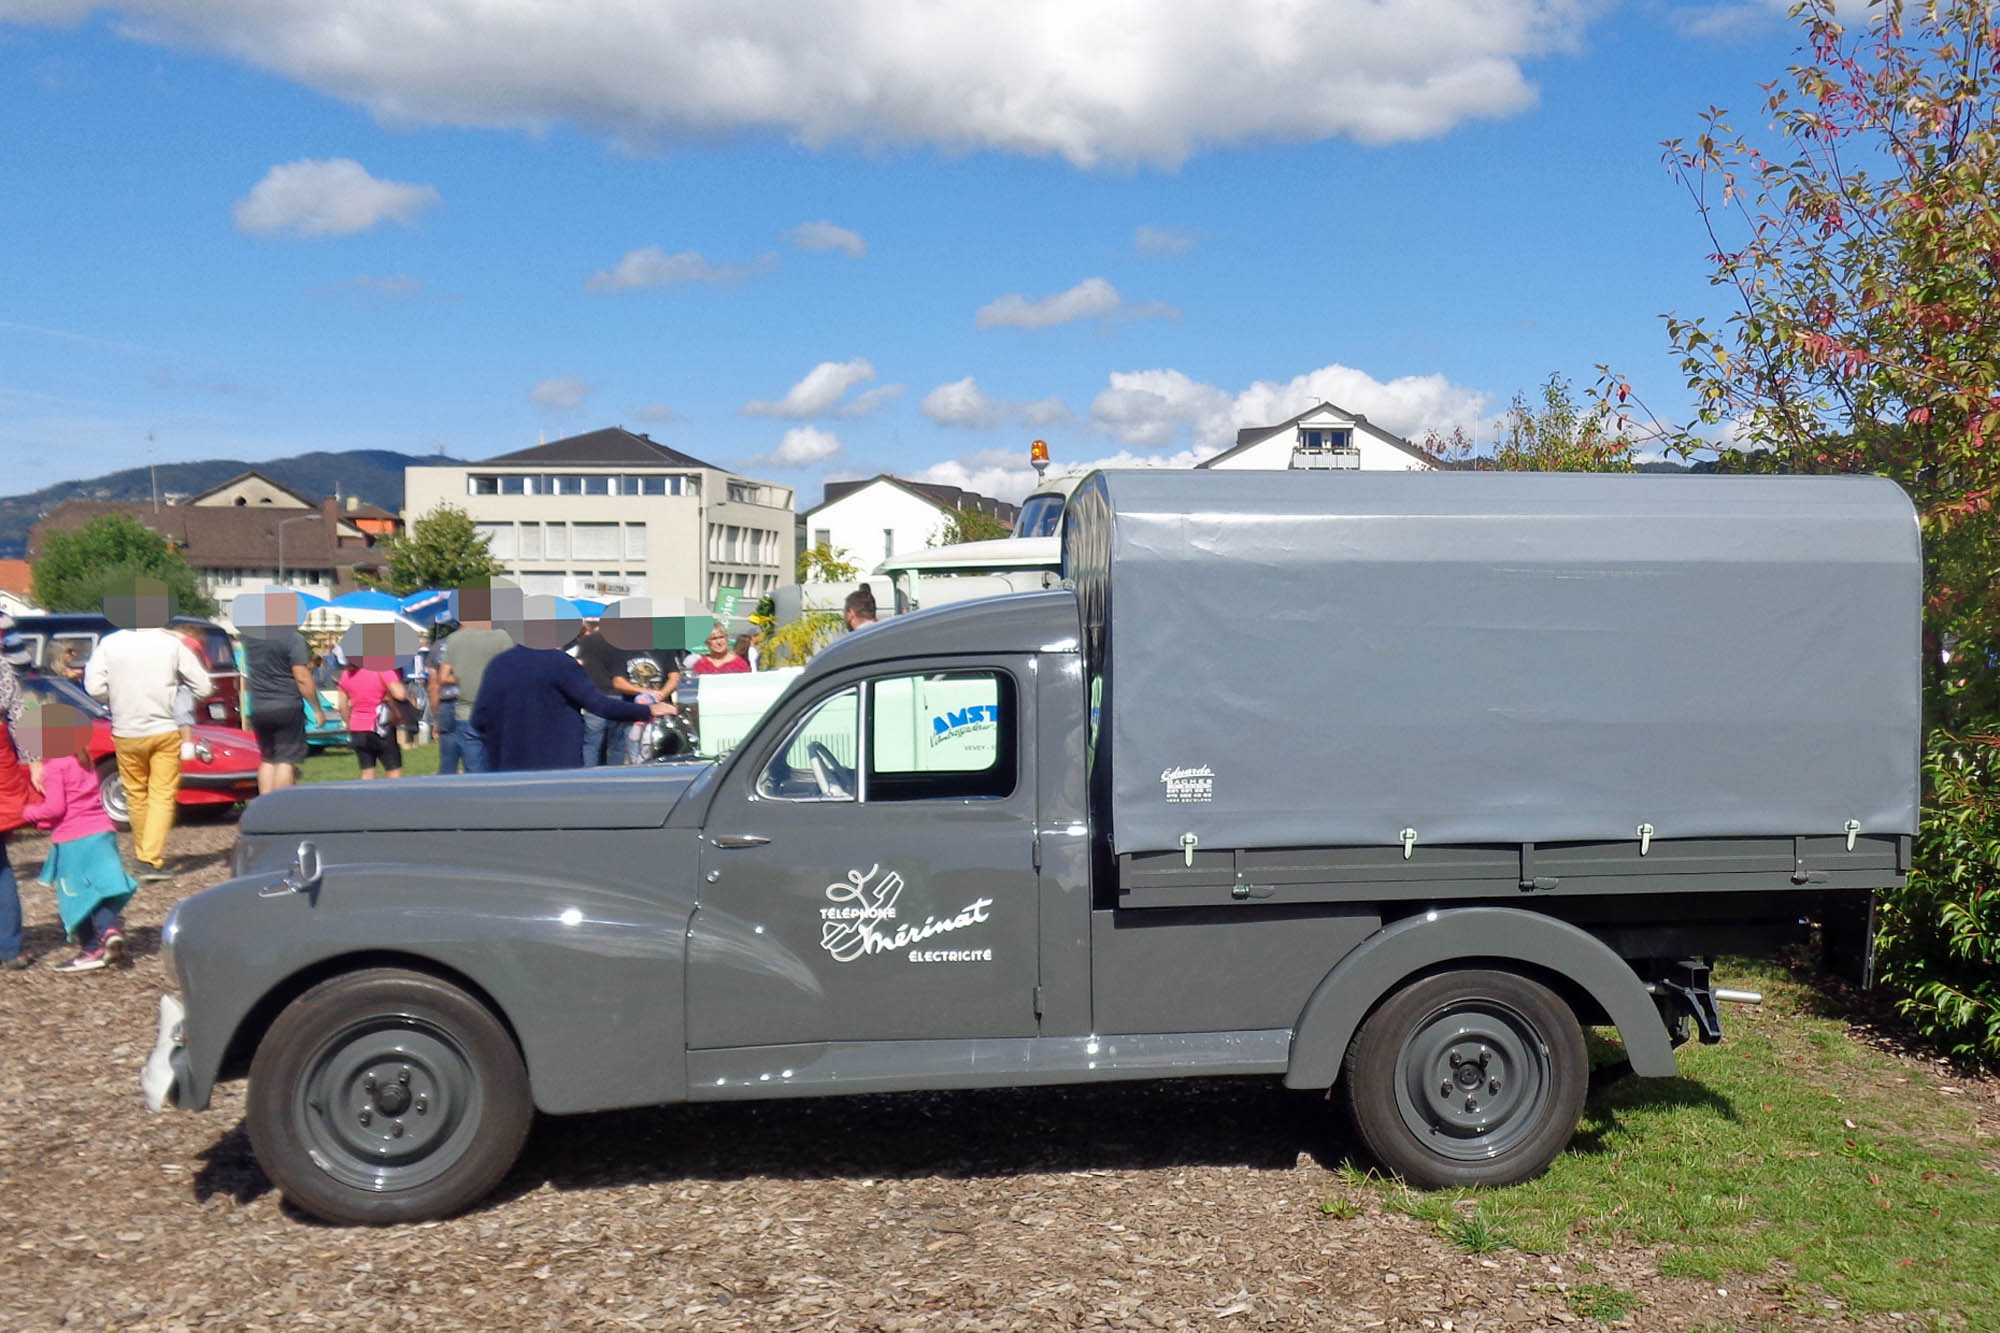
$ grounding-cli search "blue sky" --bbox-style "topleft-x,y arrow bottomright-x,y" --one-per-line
1,1 -> 1815,507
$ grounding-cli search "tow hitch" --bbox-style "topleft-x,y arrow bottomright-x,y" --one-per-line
1650,959 -> 1763,1047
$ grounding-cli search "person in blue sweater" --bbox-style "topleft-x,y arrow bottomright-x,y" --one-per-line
471,643 -> 676,773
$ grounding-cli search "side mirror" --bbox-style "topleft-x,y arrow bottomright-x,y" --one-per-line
259,839 -> 324,898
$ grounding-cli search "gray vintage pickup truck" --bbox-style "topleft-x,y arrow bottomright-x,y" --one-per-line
143,470 -> 1921,1225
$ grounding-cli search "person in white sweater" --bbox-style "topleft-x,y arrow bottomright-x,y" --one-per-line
84,595 -> 211,881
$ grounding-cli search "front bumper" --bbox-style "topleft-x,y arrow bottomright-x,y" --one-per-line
140,994 -> 191,1112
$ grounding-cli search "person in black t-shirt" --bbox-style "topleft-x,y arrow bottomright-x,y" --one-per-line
576,618 -> 680,765
575,619 -> 620,766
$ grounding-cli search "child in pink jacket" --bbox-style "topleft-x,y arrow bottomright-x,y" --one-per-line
21,702 -> 136,974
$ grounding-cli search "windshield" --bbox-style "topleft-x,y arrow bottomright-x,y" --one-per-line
19,670 -> 111,720
1014,493 -> 1067,539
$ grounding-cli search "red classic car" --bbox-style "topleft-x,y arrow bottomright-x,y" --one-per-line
17,671 -> 261,828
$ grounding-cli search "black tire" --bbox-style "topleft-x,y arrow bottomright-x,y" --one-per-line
1341,968 -> 1586,1189
95,759 -> 131,830
245,968 -> 532,1225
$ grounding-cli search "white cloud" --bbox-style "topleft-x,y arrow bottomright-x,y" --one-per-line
922,377 -> 1009,430
976,277 -> 1177,330
915,362 -> 1491,497
743,358 -> 899,419
585,245 -> 777,292
19,2 -> 1592,167
634,402 -> 679,423
1668,0 -> 1857,39
841,383 -> 906,417
1088,361 -> 1494,452
789,220 -> 867,258
912,446 -> 1200,507
770,425 -> 842,467
922,376 -> 1074,432
1020,397 -> 1072,427
231,158 -> 439,238
529,377 -> 593,409
1134,224 -> 1198,256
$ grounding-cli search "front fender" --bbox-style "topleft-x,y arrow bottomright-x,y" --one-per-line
170,840 -> 695,1115
1283,906 -> 1677,1090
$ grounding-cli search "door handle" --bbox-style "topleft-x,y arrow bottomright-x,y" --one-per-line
709,834 -> 771,849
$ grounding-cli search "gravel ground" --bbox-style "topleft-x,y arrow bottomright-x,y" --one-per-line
0,813 -> 1979,1331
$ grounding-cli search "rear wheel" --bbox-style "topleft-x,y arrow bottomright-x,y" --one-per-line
94,759 -> 130,830
1342,969 -> 1586,1188
245,969 -> 532,1225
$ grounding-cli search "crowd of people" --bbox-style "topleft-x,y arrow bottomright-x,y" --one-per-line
0,579 -> 881,974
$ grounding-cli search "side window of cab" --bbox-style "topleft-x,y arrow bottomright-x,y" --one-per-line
756,669 -> 1016,803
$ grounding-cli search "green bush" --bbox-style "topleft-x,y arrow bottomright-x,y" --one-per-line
1876,731 -> 2000,1067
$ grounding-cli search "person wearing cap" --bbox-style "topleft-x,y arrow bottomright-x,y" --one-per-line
0,613 -> 42,970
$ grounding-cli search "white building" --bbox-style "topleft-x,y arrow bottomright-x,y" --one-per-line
403,428 -> 795,606
801,475 -> 1019,572
1199,401 -> 1438,472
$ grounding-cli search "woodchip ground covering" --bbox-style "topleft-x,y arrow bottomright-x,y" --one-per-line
1,814 -> 1992,1332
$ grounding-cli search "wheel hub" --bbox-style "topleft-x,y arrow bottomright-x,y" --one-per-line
298,1023 -> 480,1192
1395,1003 -> 1548,1161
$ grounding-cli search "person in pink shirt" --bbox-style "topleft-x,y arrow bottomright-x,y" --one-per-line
338,656 -> 410,780
20,702 -> 137,974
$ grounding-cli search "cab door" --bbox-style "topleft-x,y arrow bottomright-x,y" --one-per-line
686,659 -> 1039,1049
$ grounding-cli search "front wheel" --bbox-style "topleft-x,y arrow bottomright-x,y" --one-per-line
1341,969 -> 1586,1189
245,969 -> 533,1225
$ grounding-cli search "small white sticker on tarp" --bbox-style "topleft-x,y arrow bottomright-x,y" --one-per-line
1161,765 -> 1215,803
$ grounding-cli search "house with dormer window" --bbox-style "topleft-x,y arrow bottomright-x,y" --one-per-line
1198,401 -> 1438,472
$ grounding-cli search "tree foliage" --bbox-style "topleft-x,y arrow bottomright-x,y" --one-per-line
1426,373 -> 1637,471
932,507 -> 1013,545
796,541 -> 858,583
1609,0 -> 2000,724
1880,734 -> 2000,1065
30,514 -> 216,617
1613,0 -> 2000,1064
360,504 -> 503,596
761,611 -> 845,667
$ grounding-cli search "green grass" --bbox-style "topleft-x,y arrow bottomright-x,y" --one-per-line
1566,1282 -> 1637,1321
299,739 -> 441,783
1345,959 -> 2000,1323
1441,1207 -> 1514,1254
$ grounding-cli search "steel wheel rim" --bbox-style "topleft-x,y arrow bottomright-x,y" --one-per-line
99,771 -> 128,824
293,1015 -> 484,1193
1392,998 -> 1552,1162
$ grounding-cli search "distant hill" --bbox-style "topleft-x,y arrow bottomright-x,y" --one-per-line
0,449 -> 455,558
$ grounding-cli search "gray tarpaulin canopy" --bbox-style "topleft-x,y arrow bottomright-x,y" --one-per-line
1062,469 -> 1923,858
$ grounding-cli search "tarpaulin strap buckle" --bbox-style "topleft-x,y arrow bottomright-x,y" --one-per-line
1400,828 -> 1417,860
1179,832 -> 1199,867
1637,823 -> 1654,856
1844,819 -> 1861,852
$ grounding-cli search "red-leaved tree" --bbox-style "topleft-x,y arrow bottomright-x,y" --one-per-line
1604,0 -> 2000,1063
1606,0 -> 2000,726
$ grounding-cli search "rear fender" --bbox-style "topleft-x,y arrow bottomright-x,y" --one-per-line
1283,906 -> 1677,1090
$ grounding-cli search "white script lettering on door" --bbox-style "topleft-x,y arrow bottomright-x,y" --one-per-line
819,863 -> 994,963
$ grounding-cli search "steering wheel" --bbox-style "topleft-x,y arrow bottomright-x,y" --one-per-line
806,741 -> 854,799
